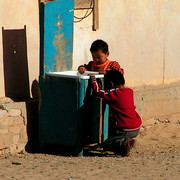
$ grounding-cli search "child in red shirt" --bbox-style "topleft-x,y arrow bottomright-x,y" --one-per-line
90,70 -> 142,156
78,39 -> 124,75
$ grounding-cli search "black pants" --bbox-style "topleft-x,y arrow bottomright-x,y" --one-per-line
102,129 -> 140,152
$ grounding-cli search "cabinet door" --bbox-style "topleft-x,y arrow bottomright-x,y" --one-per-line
39,77 -> 78,146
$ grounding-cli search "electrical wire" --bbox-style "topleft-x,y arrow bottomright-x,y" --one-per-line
74,0 -> 94,23
74,0 -> 94,22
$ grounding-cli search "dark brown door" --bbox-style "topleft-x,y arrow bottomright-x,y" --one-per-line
2,26 -> 30,101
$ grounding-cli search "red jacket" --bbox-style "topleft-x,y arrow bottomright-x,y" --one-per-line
91,80 -> 142,131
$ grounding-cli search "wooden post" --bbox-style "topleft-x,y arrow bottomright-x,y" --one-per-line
93,0 -> 99,31
99,97 -> 103,143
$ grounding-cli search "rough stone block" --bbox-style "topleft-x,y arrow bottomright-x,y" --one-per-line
17,143 -> 26,151
9,109 -> 21,117
9,126 -> 21,134
0,134 -> 6,149
13,116 -> 24,126
0,148 -> 10,155
0,132 -> 13,149
2,101 -> 27,125
0,97 -> 13,104
13,135 -> 20,143
19,127 -> 27,143
0,109 -> 8,118
0,117 -> 14,128
0,129 -> 8,134
9,144 -> 17,152
4,132 -> 14,147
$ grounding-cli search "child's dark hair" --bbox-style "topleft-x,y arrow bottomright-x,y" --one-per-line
90,39 -> 109,54
104,70 -> 125,90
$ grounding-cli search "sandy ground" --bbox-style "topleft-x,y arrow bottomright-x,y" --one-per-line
0,118 -> 180,180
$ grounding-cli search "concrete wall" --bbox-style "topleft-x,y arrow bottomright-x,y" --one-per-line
73,0 -> 180,86
0,0 -> 39,97
134,81 -> 180,125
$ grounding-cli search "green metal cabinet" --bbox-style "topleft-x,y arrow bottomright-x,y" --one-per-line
39,71 -> 108,155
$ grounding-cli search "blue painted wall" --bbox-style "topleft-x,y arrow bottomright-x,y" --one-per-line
40,0 -> 74,75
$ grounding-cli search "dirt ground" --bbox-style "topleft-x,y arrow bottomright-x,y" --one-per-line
0,117 -> 180,180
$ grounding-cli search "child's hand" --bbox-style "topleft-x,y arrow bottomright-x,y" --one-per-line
88,74 -> 95,77
78,67 -> 86,74
89,74 -> 96,80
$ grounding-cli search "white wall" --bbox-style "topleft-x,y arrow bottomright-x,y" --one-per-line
0,0 -> 39,97
1,0 -> 180,97
73,0 -> 180,87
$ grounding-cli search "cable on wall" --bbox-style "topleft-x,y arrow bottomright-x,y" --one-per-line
74,0 -> 94,23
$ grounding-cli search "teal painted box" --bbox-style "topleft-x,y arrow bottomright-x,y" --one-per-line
39,71 -> 108,155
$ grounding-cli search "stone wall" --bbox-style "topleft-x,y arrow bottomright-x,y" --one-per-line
134,81 -> 180,126
0,98 -> 27,154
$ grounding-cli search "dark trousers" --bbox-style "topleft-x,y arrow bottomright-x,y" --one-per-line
102,129 -> 140,151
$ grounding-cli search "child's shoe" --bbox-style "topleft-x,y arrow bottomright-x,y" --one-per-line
114,138 -> 135,157
128,138 -> 135,149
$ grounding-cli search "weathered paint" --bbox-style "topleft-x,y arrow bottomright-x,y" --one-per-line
40,0 -> 74,75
